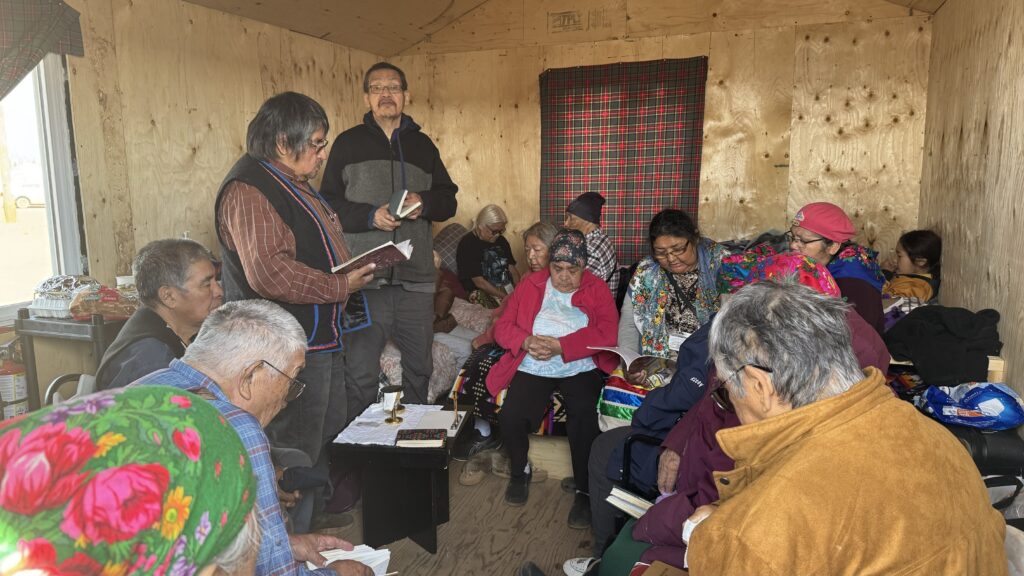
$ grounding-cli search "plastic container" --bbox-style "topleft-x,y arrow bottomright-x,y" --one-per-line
0,361 -> 29,421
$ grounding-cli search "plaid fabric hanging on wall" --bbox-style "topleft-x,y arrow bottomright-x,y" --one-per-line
0,0 -> 84,100
539,57 -> 709,266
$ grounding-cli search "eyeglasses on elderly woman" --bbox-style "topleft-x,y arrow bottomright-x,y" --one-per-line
712,363 -> 773,413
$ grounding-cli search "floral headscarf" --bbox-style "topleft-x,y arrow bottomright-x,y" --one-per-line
549,228 -> 588,268
0,386 -> 256,575
717,250 -> 841,297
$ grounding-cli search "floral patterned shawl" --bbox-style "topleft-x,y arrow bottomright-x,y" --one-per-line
629,237 -> 730,356
0,386 -> 256,575
717,250 -> 842,297
827,243 -> 886,292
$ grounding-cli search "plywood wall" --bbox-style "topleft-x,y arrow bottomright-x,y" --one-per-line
395,14 -> 930,259
919,0 -> 1024,389
789,17 -> 930,252
64,0 -> 379,284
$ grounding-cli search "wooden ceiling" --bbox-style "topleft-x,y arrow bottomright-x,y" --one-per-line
183,0 -> 946,57
181,0 -> 492,56
882,0 -> 948,13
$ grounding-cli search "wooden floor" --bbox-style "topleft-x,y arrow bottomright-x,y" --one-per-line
323,461 -> 591,576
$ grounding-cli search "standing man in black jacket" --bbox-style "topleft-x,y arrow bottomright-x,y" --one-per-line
321,62 -> 458,417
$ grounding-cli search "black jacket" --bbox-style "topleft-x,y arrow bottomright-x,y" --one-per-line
884,305 -> 1002,386
96,306 -> 183,390
321,112 -> 458,285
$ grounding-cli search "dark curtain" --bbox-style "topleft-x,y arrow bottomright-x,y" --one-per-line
539,57 -> 709,265
0,0 -> 84,99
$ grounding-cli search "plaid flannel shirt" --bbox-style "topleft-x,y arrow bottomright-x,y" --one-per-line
586,227 -> 620,293
132,360 -> 332,576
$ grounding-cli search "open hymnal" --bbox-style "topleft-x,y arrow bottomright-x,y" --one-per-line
588,346 -> 677,380
331,240 -> 413,275
395,428 -> 447,448
606,486 -> 653,520
306,544 -> 390,575
389,188 -> 422,219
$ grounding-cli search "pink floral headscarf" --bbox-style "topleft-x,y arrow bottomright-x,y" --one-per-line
0,386 -> 255,575
717,249 -> 841,297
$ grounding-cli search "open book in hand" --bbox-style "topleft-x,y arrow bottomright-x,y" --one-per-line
588,346 -> 677,381
606,486 -> 653,520
389,189 -> 422,219
332,239 -> 413,274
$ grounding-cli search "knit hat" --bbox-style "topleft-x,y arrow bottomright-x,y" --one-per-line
792,202 -> 856,243
549,229 -> 588,268
567,192 -> 606,225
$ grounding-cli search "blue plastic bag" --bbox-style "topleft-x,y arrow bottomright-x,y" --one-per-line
916,382 -> 1024,430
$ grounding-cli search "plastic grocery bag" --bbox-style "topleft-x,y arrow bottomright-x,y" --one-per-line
916,382 -> 1024,430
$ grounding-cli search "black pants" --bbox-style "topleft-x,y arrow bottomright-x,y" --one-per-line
589,426 -> 633,555
499,369 -> 602,489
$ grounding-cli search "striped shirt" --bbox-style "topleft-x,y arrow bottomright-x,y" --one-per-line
217,160 -> 353,305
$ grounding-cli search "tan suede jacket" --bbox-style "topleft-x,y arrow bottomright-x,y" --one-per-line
689,368 -> 1007,576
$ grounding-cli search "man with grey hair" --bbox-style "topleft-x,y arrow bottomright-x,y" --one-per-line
133,300 -> 371,576
96,238 -> 223,390
321,61 -> 458,414
214,92 -> 377,477
685,282 -> 1005,575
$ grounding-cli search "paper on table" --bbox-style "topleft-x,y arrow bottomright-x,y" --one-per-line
416,410 -> 467,437
306,545 -> 390,575
333,403 -> 465,446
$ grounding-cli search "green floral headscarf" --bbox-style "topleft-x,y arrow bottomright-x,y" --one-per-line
0,386 -> 256,575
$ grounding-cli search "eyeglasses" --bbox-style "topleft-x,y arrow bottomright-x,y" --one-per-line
487,225 -> 506,236
724,363 -> 773,387
784,231 -> 827,247
261,360 -> 306,402
717,362 -> 773,413
652,240 -> 692,261
368,84 -> 404,95
711,386 -> 734,413
308,138 -> 329,153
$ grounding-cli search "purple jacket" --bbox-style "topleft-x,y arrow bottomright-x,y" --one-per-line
632,388 -> 738,567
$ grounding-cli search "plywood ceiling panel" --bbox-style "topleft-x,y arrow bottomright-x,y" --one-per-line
184,0 -> 942,56
182,0 -> 490,56
882,0 -> 948,13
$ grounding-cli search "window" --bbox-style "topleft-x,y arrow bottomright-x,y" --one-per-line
0,54 -> 83,324
539,57 -> 709,265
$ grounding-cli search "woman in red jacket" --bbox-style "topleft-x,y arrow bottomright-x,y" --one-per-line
490,229 -> 619,527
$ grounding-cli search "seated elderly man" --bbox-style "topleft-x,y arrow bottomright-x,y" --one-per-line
133,299 -> 371,576
686,282 -> 1005,575
96,238 -> 222,390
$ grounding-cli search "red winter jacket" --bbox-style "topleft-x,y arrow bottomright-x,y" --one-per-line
486,268 -> 619,396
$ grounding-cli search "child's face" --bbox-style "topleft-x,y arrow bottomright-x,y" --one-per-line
896,246 -> 925,275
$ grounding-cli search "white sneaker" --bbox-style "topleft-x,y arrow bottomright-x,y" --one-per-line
562,557 -> 600,576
